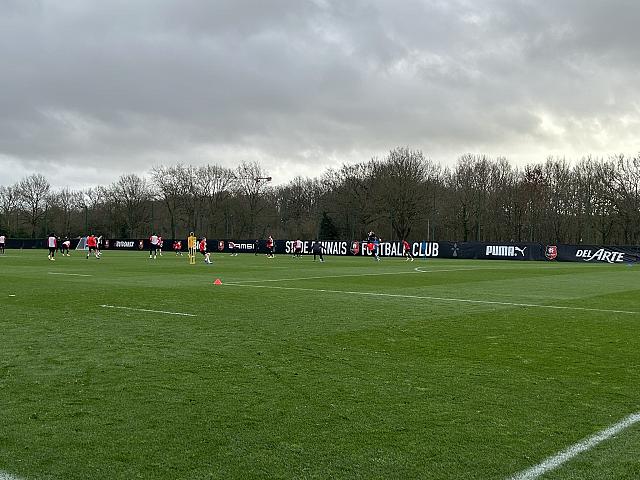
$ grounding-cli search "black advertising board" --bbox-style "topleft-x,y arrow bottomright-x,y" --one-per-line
547,244 -> 640,264
11,237 -> 638,263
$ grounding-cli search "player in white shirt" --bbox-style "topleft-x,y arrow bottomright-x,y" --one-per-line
47,234 -> 57,261
149,234 -> 159,259
62,237 -> 71,256
0,234 -> 5,254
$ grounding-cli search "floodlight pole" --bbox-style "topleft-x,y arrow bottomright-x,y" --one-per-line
83,194 -> 91,233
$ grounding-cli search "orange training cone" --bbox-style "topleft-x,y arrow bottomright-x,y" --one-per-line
213,278 -> 222,285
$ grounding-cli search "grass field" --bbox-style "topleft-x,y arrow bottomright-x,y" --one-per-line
1,249 -> 639,480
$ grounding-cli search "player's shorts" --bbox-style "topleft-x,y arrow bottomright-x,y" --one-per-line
89,246 -> 97,252
49,247 -> 56,254
200,250 -> 207,255
0,243 -> 5,248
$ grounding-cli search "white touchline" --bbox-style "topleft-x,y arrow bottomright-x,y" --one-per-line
100,305 -> 196,317
508,411 -> 640,480
48,272 -> 93,277
413,266 -> 504,274
223,284 -> 639,315
0,471 -> 24,480
234,267 -> 496,284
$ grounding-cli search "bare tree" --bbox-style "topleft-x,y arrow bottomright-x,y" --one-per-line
449,158 -> 475,241
607,154 -> 640,244
51,187 -> 77,236
176,165 -> 200,233
151,165 -> 183,239
485,158 -> 519,241
17,174 -> 51,238
197,165 -> 236,236
324,162 -> 376,239
234,161 -> 272,237
276,176 -> 323,238
0,184 -> 20,235
542,157 -> 574,243
371,147 -> 437,240
111,174 -> 151,237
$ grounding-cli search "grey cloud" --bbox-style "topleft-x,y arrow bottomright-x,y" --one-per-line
1,0 -> 639,187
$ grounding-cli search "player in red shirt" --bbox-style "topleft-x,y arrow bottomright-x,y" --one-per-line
173,240 -> 182,256
402,239 -> 414,261
86,234 -> 100,259
199,237 -> 212,264
266,236 -> 274,258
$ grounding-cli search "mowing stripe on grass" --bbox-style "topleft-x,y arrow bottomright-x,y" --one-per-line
100,305 -> 196,317
48,272 -> 92,277
509,411 -> 640,480
223,284 -> 639,315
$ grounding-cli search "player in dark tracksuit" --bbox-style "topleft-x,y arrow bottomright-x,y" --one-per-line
311,242 -> 325,262
367,231 -> 381,261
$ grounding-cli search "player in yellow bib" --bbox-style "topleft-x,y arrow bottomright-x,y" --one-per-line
188,233 -> 197,264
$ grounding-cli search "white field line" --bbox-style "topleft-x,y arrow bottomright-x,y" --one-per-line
48,272 -> 92,277
223,284 -> 639,315
100,305 -> 196,317
234,267 -> 497,284
0,472 -> 23,480
509,411 -> 640,480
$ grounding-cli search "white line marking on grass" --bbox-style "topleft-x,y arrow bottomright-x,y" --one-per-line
0,471 -> 24,480
223,284 -> 640,315
48,272 -> 92,277
235,267 -> 492,284
234,264 -> 573,285
509,411 -> 640,480
100,305 -> 196,317
413,266 -> 500,273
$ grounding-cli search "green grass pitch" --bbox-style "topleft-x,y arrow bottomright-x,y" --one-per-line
1,249 -> 639,479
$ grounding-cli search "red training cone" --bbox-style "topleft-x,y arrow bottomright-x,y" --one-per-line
213,278 -> 222,285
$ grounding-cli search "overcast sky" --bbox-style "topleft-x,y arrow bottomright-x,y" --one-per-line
1,0 -> 638,189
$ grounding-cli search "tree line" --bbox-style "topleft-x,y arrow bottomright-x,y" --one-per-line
1,149 -> 639,245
